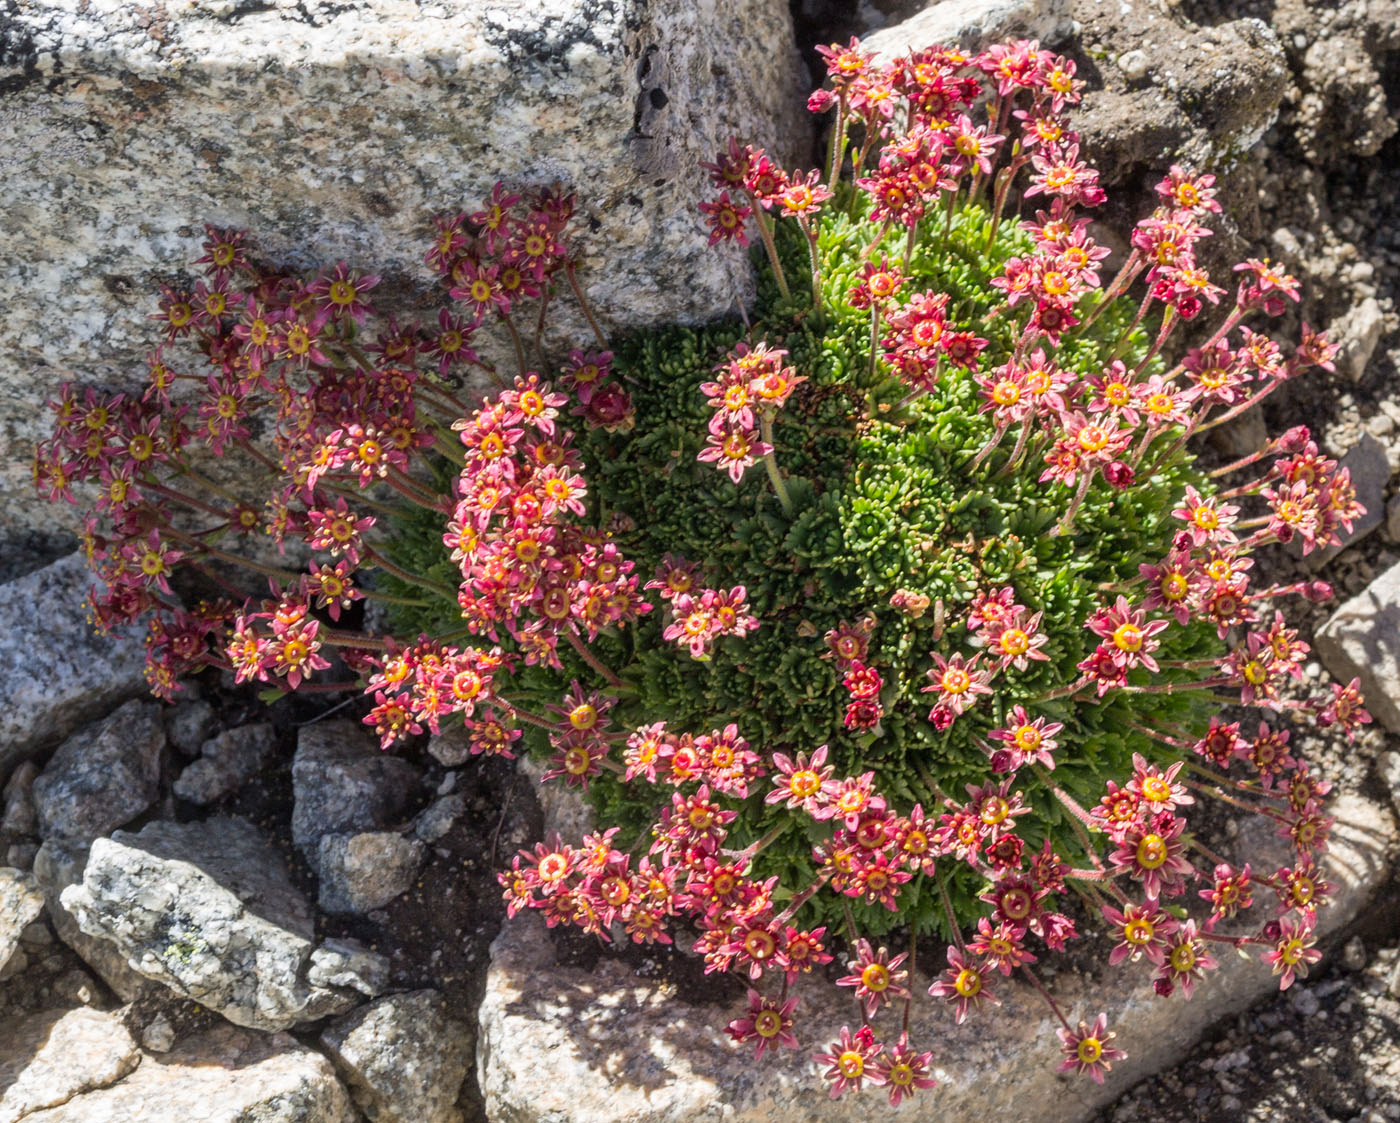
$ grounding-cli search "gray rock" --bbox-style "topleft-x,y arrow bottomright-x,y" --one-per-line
317,832 -> 427,916
1380,752 -> 1400,821
58,818 -> 387,1030
0,0 -> 808,548
426,726 -> 472,769
1331,296 -> 1386,383
1294,30 -> 1398,161
0,867 -> 45,973
1303,434 -> 1391,568
31,838 -> 164,1004
307,938 -> 392,998
292,722 -> 421,857
0,554 -> 146,782
321,990 -> 473,1123
0,1008 -> 140,1123
164,699 -> 219,757
479,791 -> 1393,1123
5,842 -> 37,871
414,793 -> 467,844
172,723 -> 276,805
139,1015 -> 176,1055
31,699 -> 164,843
15,1024 -> 356,1123
1,760 -> 39,836
862,0 -> 1071,54
1317,559 -> 1400,733
1387,494 -> 1400,542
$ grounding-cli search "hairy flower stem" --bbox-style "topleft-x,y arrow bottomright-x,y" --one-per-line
1208,444 -> 1274,479
751,208 -> 792,300
799,218 -> 824,314
1197,378 -> 1285,434
724,819 -> 790,864
501,312 -> 529,379
1185,779 -> 1292,824
825,101 -> 849,192
935,869 -> 965,951
1053,471 -> 1094,536
994,420 -> 1032,477
985,159 -> 1025,249
143,480 -> 235,521
759,415 -> 793,514
868,305 -> 881,382
1120,677 -> 1223,695
1109,289 -> 1155,360
1080,250 -> 1145,332
1033,674 -> 1092,704
363,547 -> 458,600
169,459 -> 244,505
1018,964 -> 1073,1034
564,263 -> 609,351
967,423 -> 1008,473
771,870 -> 833,928
164,527 -> 300,583
384,468 -> 453,515
564,628 -> 625,689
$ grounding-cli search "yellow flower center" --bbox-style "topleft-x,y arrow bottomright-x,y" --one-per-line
1135,834 -> 1168,870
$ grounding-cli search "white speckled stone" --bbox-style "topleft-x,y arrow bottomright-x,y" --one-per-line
0,0 -> 808,545
0,552 -> 147,784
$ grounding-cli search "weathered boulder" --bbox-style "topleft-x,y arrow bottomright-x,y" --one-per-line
0,554 -> 146,782
1301,434 -> 1391,568
0,1007 -> 140,1123
321,990 -> 474,1123
31,837 -> 166,1004
172,722 -> 276,805
15,1024 -> 357,1123
861,0 -> 1072,54
58,817 -> 387,1030
291,721 -> 421,857
0,867 -> 45,974
1317,560 -> 1400,733
316,831 -> 427,916
31,699 -> 164,843
0,0 -> 808,547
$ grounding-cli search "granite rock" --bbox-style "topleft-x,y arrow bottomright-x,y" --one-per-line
1317,559 -> 1400,733
0,867 -> 45,974
0,554 -> 147,783
292,721 -> 421,856
1,760 -> 39,836
414,793 -> 467,844
0,0 -> 808,547
31,837 -> 165,1004
172,722 -> 276,805
163,698 -> 219,758
316,831 -> 427,916
31,699 -> 164,844
1331,295 -> 1386,383
861,0 -> 1072,53
0,1007 -> 140,1123
15,1024 -> 356,1123
58,817 -> 387,1030
321,990 -> 473,1123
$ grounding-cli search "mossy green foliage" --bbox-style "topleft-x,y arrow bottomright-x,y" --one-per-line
387,200 -> 1218,937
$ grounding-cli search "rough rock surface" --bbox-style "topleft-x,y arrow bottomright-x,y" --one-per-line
163,698 -> 219,758
316,831 -> 427,916
1317,559 -> 1400,733
291,721 -> 421,857
479,777 -> 1392,1123
31,699 -> 164,843
860,0 -> 1071,53
172,722 -> 276,805
0,553 -> 147,781
16,1025 -> 356,1123
0,867 -> 45,973
31,839 -> 165,1004
0,1007 -> 140,1123
320,990 -> 473,1123
414,793 -> 467,844
0,0 -> 808,547
59,818 -> 386,1030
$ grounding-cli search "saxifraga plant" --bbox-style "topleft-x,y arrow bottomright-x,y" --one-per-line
37,35 -> 1370,1101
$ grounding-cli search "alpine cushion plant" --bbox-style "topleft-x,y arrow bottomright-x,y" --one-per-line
34,32 -> 1372,1103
